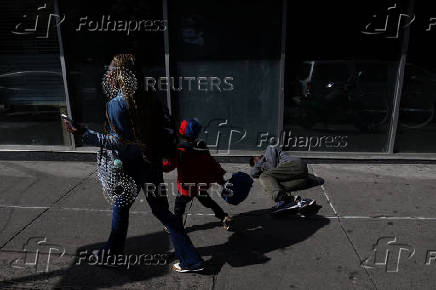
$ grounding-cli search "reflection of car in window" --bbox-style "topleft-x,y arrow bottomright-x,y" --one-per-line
0,70 -> 66,132
0,70 -> 65,106
400,64 -> 436,129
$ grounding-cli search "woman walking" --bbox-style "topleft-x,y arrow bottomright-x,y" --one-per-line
64,54 -> 204,272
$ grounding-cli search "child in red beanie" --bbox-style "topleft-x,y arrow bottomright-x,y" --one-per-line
163,118 -> 232,230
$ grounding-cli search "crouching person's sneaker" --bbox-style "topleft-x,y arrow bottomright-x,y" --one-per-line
271,199 -> 299,214
172,262 -> 205,273
299,198 -> 315,208
298,198 -> 321,216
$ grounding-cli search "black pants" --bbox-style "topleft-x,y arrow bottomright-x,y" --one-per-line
174,191 -> 226,223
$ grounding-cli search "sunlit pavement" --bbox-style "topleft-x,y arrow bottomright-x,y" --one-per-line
0,161 -> 436,289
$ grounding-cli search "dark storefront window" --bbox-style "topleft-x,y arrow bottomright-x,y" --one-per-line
2,0 -> 435,156
395,1 -> 436,153
0,0 -> 70,145
58,0 -> 166,145
283,0 -> 408,152
168,0 -> 282,152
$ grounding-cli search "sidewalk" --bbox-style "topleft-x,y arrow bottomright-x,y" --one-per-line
0,161 -> 435,289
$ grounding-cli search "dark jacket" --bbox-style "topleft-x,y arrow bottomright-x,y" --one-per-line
82,93 -> 169,185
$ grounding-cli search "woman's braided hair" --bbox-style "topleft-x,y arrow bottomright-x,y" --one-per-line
102,53 -> 160,162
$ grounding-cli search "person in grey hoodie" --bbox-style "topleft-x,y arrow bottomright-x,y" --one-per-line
250,145 -> 315,213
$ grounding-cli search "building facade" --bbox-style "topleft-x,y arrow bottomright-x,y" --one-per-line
0,0 -> 435,156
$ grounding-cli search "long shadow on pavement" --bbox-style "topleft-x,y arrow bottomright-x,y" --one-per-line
188,208 -> 330,275
1,209 -> 329,288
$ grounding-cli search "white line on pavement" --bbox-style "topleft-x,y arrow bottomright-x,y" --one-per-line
320,184 -> 338,215
0,205 -> 49,210
310,167 -> 338,215
339,216 -> 436,220
1,204 -> 436,220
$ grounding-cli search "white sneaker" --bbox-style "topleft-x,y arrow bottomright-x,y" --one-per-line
298,198 -> 315,208
172,262 -> 204,273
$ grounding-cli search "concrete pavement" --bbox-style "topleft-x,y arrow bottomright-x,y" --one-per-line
0,160 -> 435,289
